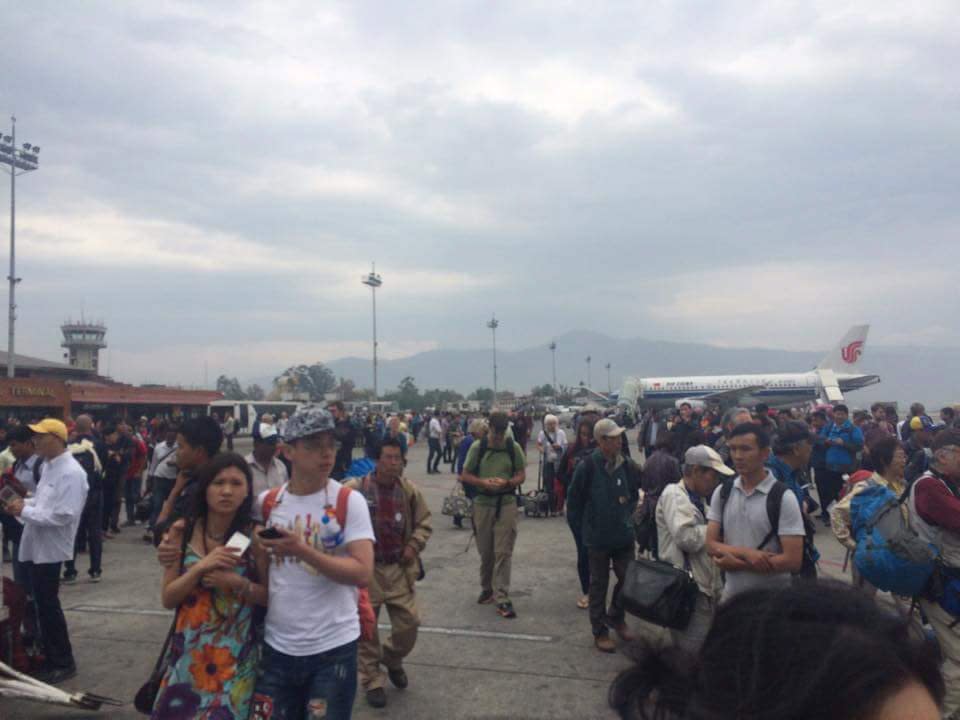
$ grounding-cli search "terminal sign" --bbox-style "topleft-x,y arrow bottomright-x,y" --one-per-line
10,386 -> 56,398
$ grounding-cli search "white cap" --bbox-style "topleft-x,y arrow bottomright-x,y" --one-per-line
684,444 -> 735,476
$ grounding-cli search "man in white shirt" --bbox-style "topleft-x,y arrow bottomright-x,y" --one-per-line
426,411 -> 443,474
245,422 -> 288,507
1,418 -> 88,683
706,423 -> 804,602
145,421 -> 179,541
253,404 -> 375,720
657,445 -> 733,652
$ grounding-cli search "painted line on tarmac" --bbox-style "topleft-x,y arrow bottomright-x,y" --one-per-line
65,606 -> 552,642
68,605 -> 172,617
406,625 -> 553,643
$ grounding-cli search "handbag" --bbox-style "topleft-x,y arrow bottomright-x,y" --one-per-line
134,524 -> 188,714
442,480 -> 473,518
133,613 -> 178,714
620,556 -> 700,630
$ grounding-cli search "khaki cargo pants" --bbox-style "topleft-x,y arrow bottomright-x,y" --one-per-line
922,598 -> 960,718
359,561 -> 421,691
473,497 -> 518,603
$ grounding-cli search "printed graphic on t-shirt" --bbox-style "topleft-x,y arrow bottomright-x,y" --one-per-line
267,504 -> 345,575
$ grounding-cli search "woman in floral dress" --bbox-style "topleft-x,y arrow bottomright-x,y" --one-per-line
153,453 -> 268,719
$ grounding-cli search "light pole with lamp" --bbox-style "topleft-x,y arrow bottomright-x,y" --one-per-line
585,355 -> 592,388
548,340 -> 557,394
606,362 -> 612,394
361,263 -> 383,399
0,117 -> 40,378
487,315 -> 499,404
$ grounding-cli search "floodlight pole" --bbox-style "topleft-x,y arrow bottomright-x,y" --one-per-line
0,117 -> 40,378
586,355 -> 592,388
549,341 -> 557,393
487,315 -> 499,402
361,263 -> 383,399
606,362 -> 612,393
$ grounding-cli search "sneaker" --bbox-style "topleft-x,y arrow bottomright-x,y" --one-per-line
595,634 -> 616,653
477,590 -> 495,605
62,572 -> 78,585
142,531 -> 154,543
366,687 -> 387,708
496,601 -> 517,619
88,571 -> 102,583
387,667 -> 408,689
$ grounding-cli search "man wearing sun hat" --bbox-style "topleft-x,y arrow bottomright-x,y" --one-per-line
656,444 -> 734,652
0,418 -> 88,683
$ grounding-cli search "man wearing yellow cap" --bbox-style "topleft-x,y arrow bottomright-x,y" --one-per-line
0,418 -> 88,683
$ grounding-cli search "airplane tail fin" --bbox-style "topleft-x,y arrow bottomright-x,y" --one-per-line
817,325 -> 870,371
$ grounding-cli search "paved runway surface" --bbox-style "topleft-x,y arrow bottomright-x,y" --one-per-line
2,431 -> 854,719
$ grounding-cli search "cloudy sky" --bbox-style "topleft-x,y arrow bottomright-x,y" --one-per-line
1,1 -> 957,388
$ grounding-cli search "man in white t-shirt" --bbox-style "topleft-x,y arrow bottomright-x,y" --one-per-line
253,404 -> 375,720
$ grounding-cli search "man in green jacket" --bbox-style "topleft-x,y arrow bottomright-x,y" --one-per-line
568,418 -> 640,653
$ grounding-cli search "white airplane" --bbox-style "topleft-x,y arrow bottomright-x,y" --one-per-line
617,325 -> 880,414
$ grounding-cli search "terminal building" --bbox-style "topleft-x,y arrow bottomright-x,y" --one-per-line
0,320 -> 221,421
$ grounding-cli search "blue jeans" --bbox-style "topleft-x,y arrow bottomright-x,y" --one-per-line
253,640 -> 358,720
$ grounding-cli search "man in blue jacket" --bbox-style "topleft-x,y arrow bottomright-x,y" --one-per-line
816,404 -> 863,525
567,418 -> 640,653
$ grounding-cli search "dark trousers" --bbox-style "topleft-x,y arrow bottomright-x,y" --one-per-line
569,523 -> 590,596
587,545 -> 633,637
543,462 -> 557,512
816,468 -> 845,514
149,476 -> 175,529
23,561 -> 74,669
102,475 -> 120,532
124,474 -> 141,523
427,438 -> 442,473
67,485 -> 103,576
226,434 -> 234,451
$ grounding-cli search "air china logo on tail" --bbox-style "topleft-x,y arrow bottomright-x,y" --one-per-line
841,340 -> 864,364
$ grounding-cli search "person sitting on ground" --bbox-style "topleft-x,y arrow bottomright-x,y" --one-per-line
153,453 -> 268,720
608,582 -> 944,720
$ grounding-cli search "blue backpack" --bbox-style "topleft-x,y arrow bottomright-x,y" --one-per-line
850,481 -> 938,596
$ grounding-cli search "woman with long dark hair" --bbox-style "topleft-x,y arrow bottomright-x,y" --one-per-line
609,582 -> 944,720
559,418 -> 597,610
153,453 -> 268,720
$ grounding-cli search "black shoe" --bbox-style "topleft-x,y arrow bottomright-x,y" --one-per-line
366,687 -> 387,708
89,571 -> 102,583
477,590 -> 495,604
62,572 -> 78,585
388,667 -> 408,689
36,664 -> 77,684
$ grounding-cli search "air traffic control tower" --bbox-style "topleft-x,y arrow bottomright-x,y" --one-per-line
61,319 -> 107,374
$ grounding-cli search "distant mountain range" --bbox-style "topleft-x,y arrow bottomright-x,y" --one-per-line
318,330 -> 959,410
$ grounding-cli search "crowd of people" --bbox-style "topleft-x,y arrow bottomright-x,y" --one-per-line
2,397 -> 960,719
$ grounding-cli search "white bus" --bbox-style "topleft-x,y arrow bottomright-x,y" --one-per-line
207,400 -> 303,436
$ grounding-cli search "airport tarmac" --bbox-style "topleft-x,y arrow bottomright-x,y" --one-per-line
2,432 -> 854,719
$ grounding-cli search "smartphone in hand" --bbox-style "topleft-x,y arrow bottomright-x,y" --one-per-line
258,527 -> 283,540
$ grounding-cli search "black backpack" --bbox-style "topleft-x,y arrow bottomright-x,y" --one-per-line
718,477 -> 818,580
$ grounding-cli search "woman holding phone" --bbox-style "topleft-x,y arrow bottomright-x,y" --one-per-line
153,453 -> 268,720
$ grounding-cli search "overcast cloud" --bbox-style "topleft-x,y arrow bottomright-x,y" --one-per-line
1,1 -> 957,388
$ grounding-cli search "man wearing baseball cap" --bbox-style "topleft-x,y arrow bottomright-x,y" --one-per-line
656,445 -> 733,652
567,418 -> 640,653
1,418 -> 88,683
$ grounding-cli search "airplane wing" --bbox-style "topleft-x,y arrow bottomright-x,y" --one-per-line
692,385 -> 768,405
